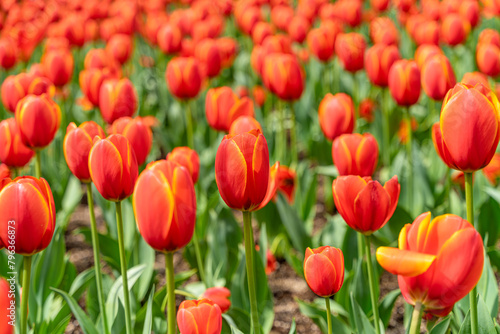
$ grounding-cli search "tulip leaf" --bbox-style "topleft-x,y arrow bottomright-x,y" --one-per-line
51,288 -> 99,334
429,316 -> 451,334
296,298 -> 352,334
479,195 -> 500,247
458,295 -> 496,334
349,293 -> 376,334
288,319 -> 297,334
379,289 -> 401,329
133,236 -> 155,301
224,308 -> 251,333
76,228 -> 121,272
477,254 -> 499,318
142,285 -> 155,334
295,162 -> 318,225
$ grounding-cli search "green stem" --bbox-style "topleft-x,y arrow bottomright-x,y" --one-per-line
87,184 -> 110,334
165,252 -> 177,334
20,256 -> 32,334
352,73 -> 359,113
185,101 -> 194,149
382,89 -> 391,167
243,211 -> 261,334
191,230 -> 206,285
357,232 -> 364,261
405,107 -> 413,213
279,101 -> 286,163
35,150 -> 41,178
289,102 -> 297,167
325,297 -> 332,334
409,302 -> 423,334
364,235 -> 381,334
115,201 -> 132,334
465,172 -> 478,334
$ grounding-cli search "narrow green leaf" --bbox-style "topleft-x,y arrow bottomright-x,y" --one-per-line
142,285 -> 155,334
51,288 -> 99,334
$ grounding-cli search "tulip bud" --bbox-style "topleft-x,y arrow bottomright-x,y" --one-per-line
1,74 -> 28,113
307,27 -> 335,63
0,176 -> 55,255
177,299 -> 222,334
28,77 -> 55,97
376,212 -> 484,317
432,83 -> 500,172
88,134 -> 139,201
0,118 -> 35,168
359,98 -> 376,123
108,117 -> 153,165
229,116 -> 262,135
332,133 -> 379,177
421,54 -> 456,100
0,38 -> 17,70
461,72 -> 490,89
99,78 -> 138,124
133,160 -> 196,252
80,68 -> 116,108
413,21 -> 440,46
202,287 -> 231,313
252,85 -> 266,107
106,34 -> 133,65
195,38 -> 222,78
252,22 -> 274,45
157,24 -> 183,55
441,14 -> 470,46
288,16 -> 310,44
165,57 -> 203,100
0,164 -> 10,180
388,59 -> 421,106
318,93 -> 355,141
41,48 -> 74,87
215,129 -> 269,211
15,94 -> 61,149
304,246 -> 344,297
414,44 -> 443,69
262,53 -> 305,101
335,33 -> 366,72
332,175 -> 400,234
476,43 -> 500,77
63,122 -> 106,183
365,44 -> 401,87
205,87 -> 255,132
166,147 -> 200,184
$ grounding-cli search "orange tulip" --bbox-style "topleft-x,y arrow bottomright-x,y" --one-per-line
157,24 -> 183,55
262,53 -> 305,101
229,115 -> 262,135
371,0 -> 390,11
1,74 -> 29,113
307,27 -> 335,62
276,165 -> 296,203
414,44 -> 443,69
288,16 -> 310,44
461,72 -> 490,89
0,118 -> 35,168
99,78 -> 138,124
271,5 -> 294,31
335,32 -> 366,73
332,175 -> 400,234
106,34 -> 133,65
252,85 -> 266,107
478,29 -> 500,48
64,121 -> 106,183
165,57 -> 203,100
365,44 -> 401,87
252,22 -> 274,45
108,117 -> 153,165
413,21 -> 440,46
388,59 -> 421,106
376,212 -> 484,317
205,87 -> 255,132
441,14 -> 470,46
0,176 -> 55,255
398,117 -> 418,144
332,133 -> 379,177
432,83 -> 500,172
28,77 -> 55,97
369,17 -> 399,46
482,153 -> 500,185
79,68 -> 116,108
459,0 -> 480,28
195,38 -> 221,78
41,48 -> 74,87
476,43 -> 500,77
304,246 -> 344,297
15,94 -> 61,149
216,37 -> 238,69
215,129 -> 269,211
166,146 -> 200,184
177,299 -> 222,334
202,287 -> 231,313
0,38 -> 17,70
84,48 -> 118,71
133,160 -> 196,252
0,164 -> 10,180
421,54 -> 456,100
88,134 -> 138,201
318,93 -> 355,141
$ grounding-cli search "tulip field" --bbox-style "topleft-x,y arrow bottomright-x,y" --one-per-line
3,0 -> 500,333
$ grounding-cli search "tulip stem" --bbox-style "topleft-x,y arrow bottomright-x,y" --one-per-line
165,252 -> 177,334
192,229 -> 206,285
87,183 -> 110,334
405,107 -> 413,213
243,211 -> 261,334
465,172 -> 478,334
185,101 -> 194,149
20,255 -> 32,334
325,297 -> 333,334
115,201 -> 132,334
382,89 -> 391,167
409,301 -> 423,334
357,232 -> 364,261
35,150 -> 42,178
289,102 -> 298,167
364,235 -> 381,334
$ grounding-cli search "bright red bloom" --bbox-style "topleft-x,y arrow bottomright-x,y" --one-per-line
388,59 -> 421,106
205,87 -> 255,132
0,38 -> 17,70
421,54 -> 456,101
0,278 -> 14,334
441,14 -> 470,46
335,33 -> 366,72
252,85 -> 266,107
99,78 -> 138,124
106,33 -> 133,65
166,146 -> 200,184
202,287 -> 231,313
415,44 -> 443,69
1,74 -> 29,113
476,43 -> 500,77
0,118 -> 34,168
483,153 -> 500,185
332,133 -> 379,177
195,38 -> 222,78
307,27 -> 336,63
262,53 -> 305,101
177,299 -> 222,334
359,98 -> 376,123
108,117 -> 154,165
229,116 -> 262,136
41,48 -> 74,87
288,16 -> 310,44
369,17 -> 399,46
79,68 -> 116,108
318,93 -> 355,141
166,57 -> 203,100
365,44 -> 401,87
304,246 -> 344,297
0,164 -> 10,180
157,24 -> 183,55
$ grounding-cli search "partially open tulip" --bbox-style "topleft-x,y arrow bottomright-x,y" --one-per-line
388,59 -> 421,106
79,68 -> 116,108
365,44 -> 401,87
0,176 -> 55,255
41,48 -> 74,87
369,17 -> 399,46
335,33 -> 366,72
376,212 -> 484,317
262,53 -> 305,101
332,175 -> 400,234
441,14 -> 470,46
307,27 -> 335,62
421,54 -> 456,100
0,164 -> 10,180
1,74 -> 29,113
99,78 -> 138,124
415,44 -> 443,69
108,117 -> 153,165
157,24 -> 183,55
64,122 -> 106,182
0,118 -> 35,168
106,34 -> 133,65
288,16 -> 310,44
432,83 -> 500,172
28,77 -> 55,97
133,160 -> 196,252
304,246 -> 344,297
205,87 -> 255,132
166,147 -> 200,184
88,134 -> 138,201
177,299 -> 222,334
15,94 -> 61,149
229,115 -> 262,135
195,38 -> 222,78
318,93 -> 355,141
332,133 -> 379,177
202,287 -> 231,313
215,129 -> 269,212
166,57 -> 203,100
0,38 -> 17,70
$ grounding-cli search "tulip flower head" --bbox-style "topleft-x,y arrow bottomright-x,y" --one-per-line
318,93 -> 356,141
166,146 -> 200,184
332,133 -> 379,177
376,212 -> 484,317
335,32 -> 366,73
304,246 -> 344,297
41,48 -> 74,87
421,54 -> 456,101
365,44 -> 401,87
0,118 -> 35,168
482,153 -> 500,186
229,115 -> 262,135
0,164 -> 10,180
262,53 -> 305,101
388,59 -> 421,106
1,74 -> 30,113
205,87 -> 255,132
108,117 -> 154,165
99,78 -> 138,124
202,287 -> 231,313
177,299 -> 222,334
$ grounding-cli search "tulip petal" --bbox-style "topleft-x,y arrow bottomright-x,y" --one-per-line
383,175 -> 400,220
354,180 -> 391,232
257,162 -> 280,210
376,247 -> 435,277
332,175 -> 367,231
177,309 -> 200,334
304,253 -> 338,297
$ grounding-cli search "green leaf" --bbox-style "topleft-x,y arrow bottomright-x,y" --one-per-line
478,197 -> 500,247
51,288 -> 99,334
429,316 -> 451,334
76,228 -> 121,271
458,295 -> 496,334
276,193 -> 313,255
288,319 -> 297,334
296,298 -> 352,334
142,285 -> 155,334
224,308 -> 251,334
373,207 -> 412,247
477,253 -> 499,318
379,289 -> 401,329
349,293 -> 376,334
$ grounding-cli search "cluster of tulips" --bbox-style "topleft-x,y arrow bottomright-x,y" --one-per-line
1,0 -> 500,333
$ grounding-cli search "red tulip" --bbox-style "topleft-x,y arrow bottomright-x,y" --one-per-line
0,163 -> 10,180
202,287 -> 231,313
459,0 -> 480,28
414,44 -> 443,69
413,21 -> 440,46
157,24 -> 183,55
332,175 -> 400,234
318,93 -> 355,141
365,44 -> 401,87
288,16 -> 310,44
0,176 -> 55,255
108,117 -> 153,165
307,27 -> 335,63
166,57 -> 203,100
79,68 -> 116,108
215,129 -> 269,211
432,83 -> 500,172
262,53 -> 305,101
229,116 -> 262,135
0,38 -> 17,70
41,48 -> 74,87
276,165 -> 296,203
335,33 -> 366,73
266,249 -> 277,274
482,153 -> 500,186
359,98 -> 376,123
15,94 -> 61,149
195,38 -> 222,78
0,277 -> 14,333
441,14 -> 470,46
369,17 -> 399,46
271,5 -> 294,31
0,118 -> 35,168
177,299 -> 222,334
99,78 -> 138,124
476,43 -> 500,77
205,87 -> 255,132
421,54 -> 456,100
166,147 -> 200,184
28,77 -> 55,97
1,74 -> 29,113
216,37 -> 238,69
106,33 -> 133,65
388,59 -> 421,106
133,160 -> 196,252
376,212 -> 484,317
461,72 -> 490,89
252,22 -> 274,45
478,29 -> 500,48
304,246 -> 344,297
252,85 -> 266,107
88,134 -> 138,201
398,117 -> 418,144
332,133 -> 379,177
